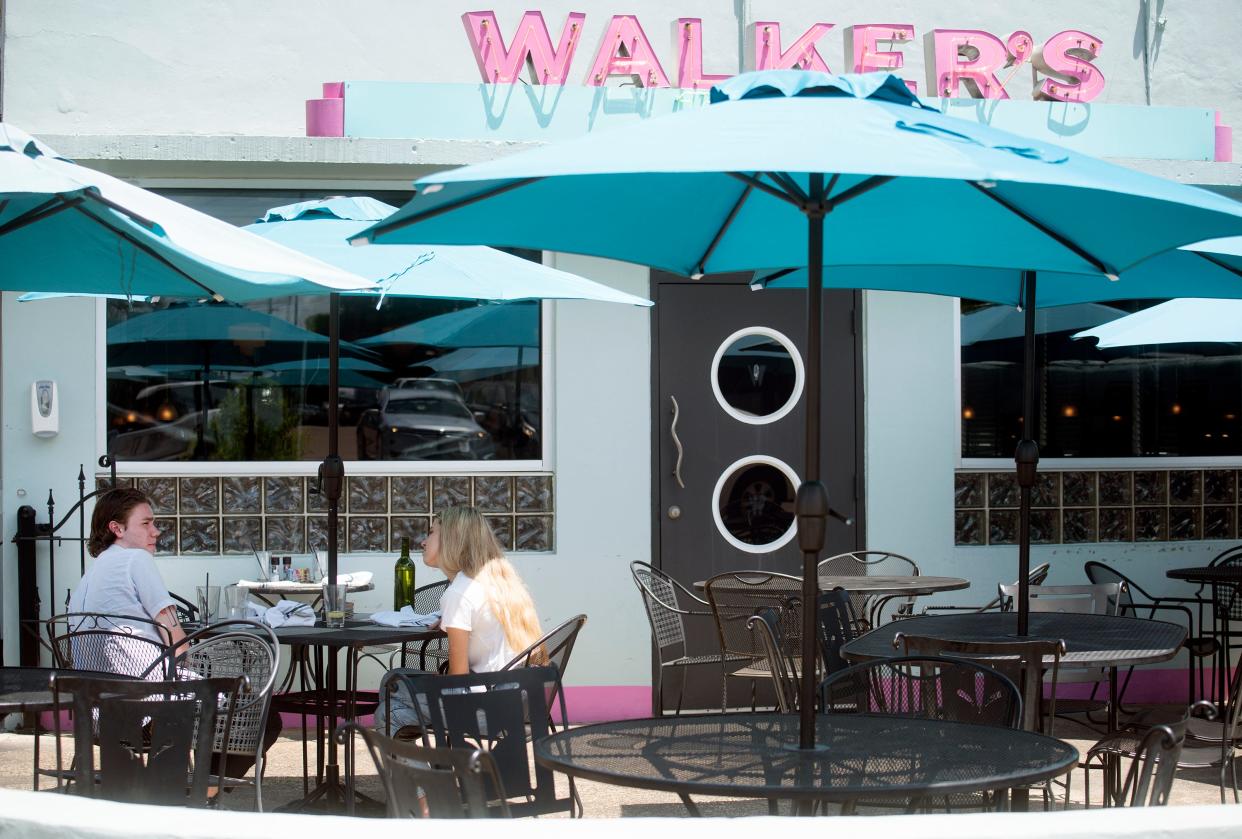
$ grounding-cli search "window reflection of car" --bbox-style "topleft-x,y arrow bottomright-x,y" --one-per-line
107,381 -> 231,461
356,389 -> 494,461
392,377 -> 467,401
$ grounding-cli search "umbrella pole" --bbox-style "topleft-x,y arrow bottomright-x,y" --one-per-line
1015,271 -> 1039,636
318,292 -> 345,803
797,175 -> 827,751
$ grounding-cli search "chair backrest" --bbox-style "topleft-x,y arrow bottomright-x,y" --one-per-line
387,666 -> 571,817
704,572 -> 803,663
998,583 -> 1124,615
1083,562 -> 1141,612
747,608 -> 798,713
52,674 -> 241,807
177,620 -> 278,764
1119,725 -> 1185,807
45,612 -> 175,680
630,561 -> 698,655
895,633 -> 1065,734
818,551 -> 919,626
818,655 -> 1022,729
341,721 -> 508,818
501,614 -> 586,726
816,588 -> 857,677
406,579 -> 451,669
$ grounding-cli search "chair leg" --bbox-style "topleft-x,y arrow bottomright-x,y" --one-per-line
653,668 -> 664,717
675,666 -> 689,717
720,665 -> 729,714
254,753 -> 264,813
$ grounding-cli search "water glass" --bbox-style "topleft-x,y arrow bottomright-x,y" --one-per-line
196,585 -> 221,624
254,550 -> 272,582
322,583 -> 348,628
222,584 -> 248,620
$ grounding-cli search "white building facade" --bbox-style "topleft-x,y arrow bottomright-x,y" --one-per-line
2,1 -> 1240,718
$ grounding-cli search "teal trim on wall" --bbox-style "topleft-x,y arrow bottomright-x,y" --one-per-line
340,81 -> 1219,161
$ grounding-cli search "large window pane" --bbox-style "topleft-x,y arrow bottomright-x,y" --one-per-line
961,299 -> 1242,458
106,296 -> 541,462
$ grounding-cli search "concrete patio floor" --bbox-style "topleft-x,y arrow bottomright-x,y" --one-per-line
0,712 -> 1233,816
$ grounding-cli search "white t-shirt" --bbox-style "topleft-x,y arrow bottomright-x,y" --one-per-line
439,572 -> 515,673
68,544 -> 175,643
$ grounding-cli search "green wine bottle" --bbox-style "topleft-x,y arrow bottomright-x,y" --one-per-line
393,536 -> 416,610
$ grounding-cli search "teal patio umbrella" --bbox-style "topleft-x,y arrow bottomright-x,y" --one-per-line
354,69 -> 1242,747
241,196 -> 650,585
0,125 -> 372,300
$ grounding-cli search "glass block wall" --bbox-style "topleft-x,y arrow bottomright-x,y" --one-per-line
99,474 -> 554,555
954,469 -> 1238,546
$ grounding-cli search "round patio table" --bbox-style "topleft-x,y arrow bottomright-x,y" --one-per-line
1167,566 -> 1242,585
268,619 -> 443,815
534,712 -> 1077,813
694,574 -> 969,597
1166,566 -> 1241,702
840,612 -> 1186,670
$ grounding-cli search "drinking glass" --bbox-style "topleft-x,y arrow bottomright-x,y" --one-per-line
196,585 -> 221,624
322,583 -> 348,628
254,550 -> 272,582
222,584 -> 248,620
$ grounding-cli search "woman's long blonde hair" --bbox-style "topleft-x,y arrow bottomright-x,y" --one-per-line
436,506 -> 543,658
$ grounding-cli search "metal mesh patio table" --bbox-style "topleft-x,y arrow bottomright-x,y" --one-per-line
534,712 -> 1077,812
840,613 -> 1186,669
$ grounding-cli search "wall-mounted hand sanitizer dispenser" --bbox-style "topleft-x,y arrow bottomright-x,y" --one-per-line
32,380 -> 59,438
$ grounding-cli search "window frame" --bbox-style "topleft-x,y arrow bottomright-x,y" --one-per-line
96,290 -> 557,477
955,298 -> 1242,470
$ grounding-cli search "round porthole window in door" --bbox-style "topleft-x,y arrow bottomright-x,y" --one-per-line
710,326 -> 805,425
711,455 -> 801,553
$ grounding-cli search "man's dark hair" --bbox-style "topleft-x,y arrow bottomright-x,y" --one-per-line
87,487 -> 152,557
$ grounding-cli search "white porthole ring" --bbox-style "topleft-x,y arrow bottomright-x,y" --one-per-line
711,455 -> 801,554
710,326 -> 805,426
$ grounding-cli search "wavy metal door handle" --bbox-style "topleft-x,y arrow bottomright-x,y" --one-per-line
669,395 -> 685,489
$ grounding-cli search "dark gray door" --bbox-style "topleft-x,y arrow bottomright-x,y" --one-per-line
650,274 -> 863,709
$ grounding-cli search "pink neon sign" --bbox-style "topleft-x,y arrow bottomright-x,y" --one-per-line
753,21 -> 834,72
931,29 -> 1034,99
1033,29 -> 1105,102
585,15 -> 670,87
454,10 -> 1107,100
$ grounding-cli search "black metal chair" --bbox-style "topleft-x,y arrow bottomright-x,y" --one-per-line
1081,702 -> 1204,808
817,587 -> 858,678
819,655 -> 1022,729
894,633 -> 1065,735
51,674 -> 242,807
747,608 -> 799,713
1084,560 -> 1216,708
818,550 -> 919,629
358,579 -> 451,674
923,562 -> 1051,615
630,561 -> 749,715
384,666 -> 580,817
339,721 -> 509,818
819,655 -> 1022,813
177,619 -> 280,811
501,613 -> 587,732
996,583 -> 1121,726
45,612 -> 175,680
704,571 -> 803,712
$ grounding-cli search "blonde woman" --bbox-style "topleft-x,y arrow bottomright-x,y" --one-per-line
377,506 -> 543,733
426,506 -> 544,673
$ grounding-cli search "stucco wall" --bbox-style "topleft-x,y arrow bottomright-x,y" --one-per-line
5,0 -> 1241,159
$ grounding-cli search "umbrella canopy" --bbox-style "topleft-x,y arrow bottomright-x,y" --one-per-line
424,347 -> 537,382
1075,298 -> 1242,348
258,357 -> 389,389
105,303 -> 373,368
963,303 -> 1126,346
244,197 -> 651,307
0,124 -> 373,300
360,302 -> 538,349
353,69 -> 1242,748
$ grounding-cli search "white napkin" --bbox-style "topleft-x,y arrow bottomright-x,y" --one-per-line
371,606 -> 440,628
337,571 -> 373,587
264,600 -> 317,628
